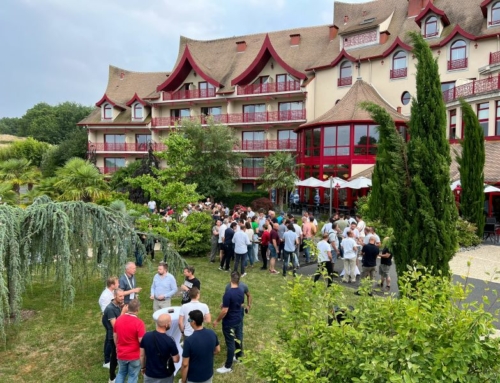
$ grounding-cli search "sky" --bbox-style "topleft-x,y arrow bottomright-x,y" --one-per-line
0,0 -> 369,118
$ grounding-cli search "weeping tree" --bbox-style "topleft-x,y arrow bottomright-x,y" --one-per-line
457,99 -> 485,237
0,196 -> 185,344
361,32 -> 457,277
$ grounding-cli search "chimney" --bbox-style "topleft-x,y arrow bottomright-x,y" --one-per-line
236,41 -> 247,52
397,106 -> 402,113
329,25 -> 339,40
290,33 -> 301,46
407,0 -> 433,18
344,15 -> 349,24
380,31 -> 390,44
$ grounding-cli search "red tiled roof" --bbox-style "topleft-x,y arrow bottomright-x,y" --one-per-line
415,1 -> 451,27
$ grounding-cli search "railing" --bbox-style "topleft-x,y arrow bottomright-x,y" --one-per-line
447,58 -> 468,71
237,81 -> 301,95
490,51 -> 500,65
162,88 -> 216,101
98,166 -> 122,174
442,74 -> 500,103
89,142 -> 166,152
337,77 -> 352,87
237,139 -> 297,151
390,67 -> 407,79
152,109 -> 306,126
238,167 -> 265,178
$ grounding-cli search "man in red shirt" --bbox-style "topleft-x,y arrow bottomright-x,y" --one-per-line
113,299 -> 146,383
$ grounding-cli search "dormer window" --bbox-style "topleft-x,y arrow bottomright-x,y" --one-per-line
424,16 -> 438,38
448,40 -> 468,70
133,103 -> 143,119
391,51 -> 407,79
103,104 -> 112,120
492,2 -> 500,25
338,61 -> 353,87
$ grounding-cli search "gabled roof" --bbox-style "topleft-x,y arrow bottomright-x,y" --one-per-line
431,24 -> 477,47
125,93 -> 148,107
415,1 -> 451,27
95,94 -> 125,110
156,45 -> 222,92
231,34 -> 306,86
296,79 -> 408,131
381,37 -> 413,57
306,49 -> 356,71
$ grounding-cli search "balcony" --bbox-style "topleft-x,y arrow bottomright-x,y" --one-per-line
443,75 -> 500,103
447,58 -> 468,71
236,139 -> 297,151
337,77 -> 352,87
162,88 -> 216,101
236,81 -> 301,95
390,67 -> 407,79
98,166 -> 122,175
152,109 -> 306,127
490,51 -> 500,65
237,167 -> 264,178
88,142 -> 166,152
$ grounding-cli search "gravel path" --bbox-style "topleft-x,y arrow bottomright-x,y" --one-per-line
450,243 -> 500,282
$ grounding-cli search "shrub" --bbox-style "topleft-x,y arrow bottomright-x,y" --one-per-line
251,197 -> 274,212
245,265 -> 500,382
456,217 -> 482,247
223,191 -> 268,208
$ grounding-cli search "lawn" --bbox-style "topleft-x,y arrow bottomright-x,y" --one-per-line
0,255 -> 359,383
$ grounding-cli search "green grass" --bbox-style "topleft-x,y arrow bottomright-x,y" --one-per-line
0,256 -> 359,383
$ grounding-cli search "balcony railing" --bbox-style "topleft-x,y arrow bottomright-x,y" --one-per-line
98,166 -> 122,174
447,58 -> 468,71
238,167 -> 265,178
152,109 -> 306,127
237,139 -> 297,151
443,74 -> 500,103
88,142 -> 166,152
237,81 -> 301,95
490,51 -> 500,65
162,88 -> 216,101
337,77 -> 352,87
390,67 -> 407,79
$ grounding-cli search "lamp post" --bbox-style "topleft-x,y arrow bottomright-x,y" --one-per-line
329,176 -> 333,218
335,182 -> 341,212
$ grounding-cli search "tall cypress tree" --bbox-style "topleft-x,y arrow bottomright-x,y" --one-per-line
362,32 -> 457,277
457,99 -> 485,237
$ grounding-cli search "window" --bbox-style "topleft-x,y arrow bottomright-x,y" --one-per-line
103,104 -> 112,120
104,158 -> 125,174
277,129 -> 297,150
441,81 -> 456,101
251,76 -> 270,93
343,30 -> 378,49
354,124 -> 379,155
448,40 -> 467,70
449,109 -> 457,139
397,125 -> 409,142
391,51 -> 407,79
323,125 -> 350,156
477,102 -> 489,137
171,108 -> 190,120
323,164 -> 350,180
104,134 -> 125,151
201,106 -> 221,116
276,74 -> 299,92
496,101 -> 500,136
243,104 -> 266,122
338,61 -> 352,86
492,2 -> 500,25
241,131 -> 265,150
401,91 -> 411,105
279,101 -> 304,121
304,128 -> 321,157
135,134 -> 151,151
424,16 -> 438,38
198,82 -> 216,98
242,183 -> 256,192
241,158 -> 264,178
133,103 -> 143,119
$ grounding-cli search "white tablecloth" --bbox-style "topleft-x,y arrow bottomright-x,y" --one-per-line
153,306 -> 183,375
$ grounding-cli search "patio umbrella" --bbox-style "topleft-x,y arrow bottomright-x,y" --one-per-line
484,185 -> 500,193
341,176 -> 372,189
318,177 -> 347,188
295,177 -> 324,187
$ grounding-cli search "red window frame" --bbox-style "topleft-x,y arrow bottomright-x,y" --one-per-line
323,125 -> 350,157
492,2 -> 500,25
135,134 -> 151,151
496,101 -> 500,136
303,128 -> 321,157
133,103 -> 143,119
477,102 -> 489,137
277,129 -> 297,150
103,104 -> 112,119
353,124 -> 379,156
198,81 -> 216,98
170,108 -> 190,118
391,51 -> 407,79
424,16 -> 438,38
338,61 -> 352,86
449,40 -> 467,70
449,109 -> 457,140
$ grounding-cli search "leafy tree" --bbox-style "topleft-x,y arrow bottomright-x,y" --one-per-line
0,183 -> 18,205
53,158 -> 109,202
259,152 -> 298,212
246,266 -> 500,382
362,32 -> 457,276
0,117 -> 21,135
180,118 -> 243,200
457,99 -> 485,237
0,137 -> 51,167
0,158 -> 41,201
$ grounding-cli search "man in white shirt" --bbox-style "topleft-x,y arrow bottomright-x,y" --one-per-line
218,219 -> 228,263
179,287 -> 211,337
343,222 -> 359,239
321,218 -> 333,235
147,200 -> 156,213
232,225 -> 251,277
99,276 -> 118,313
314,233 -> 333,286
364,226 -> 381,247
247,207 -> 255,218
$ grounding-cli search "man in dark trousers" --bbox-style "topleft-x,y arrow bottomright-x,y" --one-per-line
139,313 -> 180,383
181,310 -> 220,383
213,271 -> 244,374
219,222 -> 237,271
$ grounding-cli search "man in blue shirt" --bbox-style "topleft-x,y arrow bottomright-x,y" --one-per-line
181,310 -> 220,383
149,262 -> 178,311
213,271 -> 244,374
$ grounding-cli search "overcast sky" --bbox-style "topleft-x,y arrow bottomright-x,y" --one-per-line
0,0 -> 369,118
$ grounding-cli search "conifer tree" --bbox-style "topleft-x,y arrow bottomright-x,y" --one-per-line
457,99 -> 485,237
